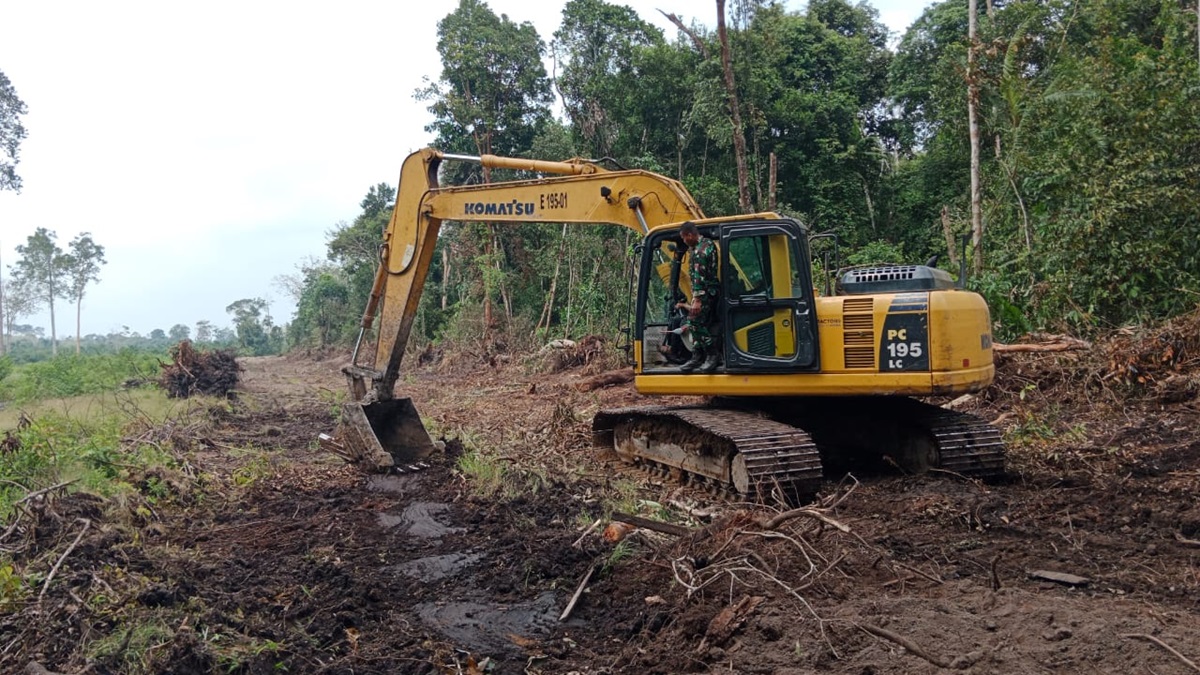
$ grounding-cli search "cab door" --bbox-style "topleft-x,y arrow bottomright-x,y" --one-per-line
719,221 -> 819,372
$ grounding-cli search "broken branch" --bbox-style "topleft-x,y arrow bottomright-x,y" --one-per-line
857,623 -> 952,669
612,512 -> 691,537
1120,633 -> 1200,673
38,518 -> 91,608
761,507 -> 851,533
559,563 -> 596,621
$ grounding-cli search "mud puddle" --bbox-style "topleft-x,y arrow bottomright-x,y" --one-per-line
377,501 -> 464,538
415,590 -> 566,654
365,474 -> 419,495
389,551 -> 485,582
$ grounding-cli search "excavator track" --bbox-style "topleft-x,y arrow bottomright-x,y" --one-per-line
912,404 -> 1006,479
594,398 -> 1006,504
724,396 -> 1007,481
593,405 -> 823,503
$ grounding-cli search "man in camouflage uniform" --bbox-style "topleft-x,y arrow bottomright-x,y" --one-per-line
679,222 -> 720,373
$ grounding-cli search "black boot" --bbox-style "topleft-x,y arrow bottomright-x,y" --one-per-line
698,348 -> 720,373
679,346 -> 705,372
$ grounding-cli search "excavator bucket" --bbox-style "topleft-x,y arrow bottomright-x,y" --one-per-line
336,398 -> 437,472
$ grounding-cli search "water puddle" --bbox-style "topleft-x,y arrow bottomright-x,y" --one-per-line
415,591 -> 561,654
388,552 -> 485,582
366,474 -> 417,495
376,502 -> 464,538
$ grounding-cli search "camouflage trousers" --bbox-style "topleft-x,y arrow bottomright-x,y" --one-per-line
685,296 -> 717,349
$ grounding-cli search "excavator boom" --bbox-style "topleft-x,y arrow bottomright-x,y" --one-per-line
339,148 -> 704,469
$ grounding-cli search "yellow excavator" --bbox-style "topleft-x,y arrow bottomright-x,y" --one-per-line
338,148 -> 1003,502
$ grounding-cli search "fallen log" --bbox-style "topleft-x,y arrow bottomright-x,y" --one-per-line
994,340 -> 1089,353
575,368 -> 634,392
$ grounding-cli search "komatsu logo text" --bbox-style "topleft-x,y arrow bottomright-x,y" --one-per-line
464,200 -> 535,216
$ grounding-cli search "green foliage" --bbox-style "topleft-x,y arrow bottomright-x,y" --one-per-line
305,0 -> 1200,357
418,0 -> 553,157
225,298 -> 283,355
844,239 -> 906,267
0,408 -> 183,523
0,68 -> 27,191
553,0 -> 664,158
0,349 -> 161,404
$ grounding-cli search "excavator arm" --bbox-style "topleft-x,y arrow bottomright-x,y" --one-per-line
337,148 -> 705,470
347,148 -> 705,403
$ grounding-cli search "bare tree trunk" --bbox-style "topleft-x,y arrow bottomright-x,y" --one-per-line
75,296 -> 82,355
862,175 -> 877,234
537,223 -> 569,334
768,152 -> 777,212
968,0 -> 984,276
752,134 -> 763,211
494,229 -> 512,323
660,11 -> 709,58
941,206 -> 960,268
565,237 -> 576,337
49,294 -> 57,356
441,246 -> 449,311
717,0 -> 752,214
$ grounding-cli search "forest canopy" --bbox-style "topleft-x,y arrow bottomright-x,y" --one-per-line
287,0 -> 1200,352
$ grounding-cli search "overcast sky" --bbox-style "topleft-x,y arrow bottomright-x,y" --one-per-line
0,0 -> 929,338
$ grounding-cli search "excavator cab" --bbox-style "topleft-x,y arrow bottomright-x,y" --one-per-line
637,218 -> 819,375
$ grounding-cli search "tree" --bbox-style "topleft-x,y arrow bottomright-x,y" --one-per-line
194,320 -> 214,343
716,0 -> 751,212
291,265 -> 352,349
149,328 -> 167,341
0,69 -> 27,193
168,324 -> 191,341
419,0 -> 555,333
225,298 -> 272,355
61,233 -> 106,355
419,0 -> 553,161
13,228 -> 67,356
3,275 -> 38,349
552,0 -> 663,158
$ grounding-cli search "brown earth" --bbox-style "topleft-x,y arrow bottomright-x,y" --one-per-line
3,319 -> 1200,674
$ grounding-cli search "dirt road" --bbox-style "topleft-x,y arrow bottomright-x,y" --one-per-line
5,340 -> 1200,674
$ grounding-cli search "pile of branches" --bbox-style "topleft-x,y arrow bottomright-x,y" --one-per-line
158,340 -> 242,399
1100,306 -> 1200,390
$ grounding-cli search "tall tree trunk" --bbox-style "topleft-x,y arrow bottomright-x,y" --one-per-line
75,296 -> 82,355
716,0 -> 752,214
441,246 -> 449,311
494,229 -> 512,323
49,293 -> 57,356
968,0 -> 984,276
537,223 -> 569,334
768,152 -> 777,212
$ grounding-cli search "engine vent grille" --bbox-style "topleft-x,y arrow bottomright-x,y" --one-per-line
846,266 -> 919,283
748,323 -> 775,356
842,297 -> 876,370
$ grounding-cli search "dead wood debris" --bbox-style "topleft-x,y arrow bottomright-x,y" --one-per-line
698,595 -> 765,651
1120,633 -> 1200,673
575,367 -> 634,392
158,340 -> 242,399
856,623 -> 954,669
1029,569 -> 1090,587
544,335 -> 607,373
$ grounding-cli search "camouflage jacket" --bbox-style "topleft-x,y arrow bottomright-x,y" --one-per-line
689,237 -> 719,297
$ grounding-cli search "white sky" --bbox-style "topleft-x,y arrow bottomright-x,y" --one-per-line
0,0 -> 928,338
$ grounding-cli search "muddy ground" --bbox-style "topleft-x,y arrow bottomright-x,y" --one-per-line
3,321 -> 1200,674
